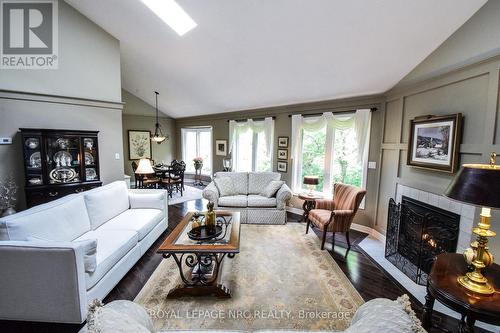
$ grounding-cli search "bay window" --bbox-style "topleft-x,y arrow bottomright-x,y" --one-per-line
181,127 -> 212,175
229,117 -> 274,172
291,110 -> 371,197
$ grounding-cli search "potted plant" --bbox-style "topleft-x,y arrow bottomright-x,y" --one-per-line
0,176 -> 18,217
193,157 -> 203,170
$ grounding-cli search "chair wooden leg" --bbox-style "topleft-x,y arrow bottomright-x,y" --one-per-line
346,231 -> 351,250
306,219 -> 310,234
321,229 -> 327,250
332,232 -> 335,250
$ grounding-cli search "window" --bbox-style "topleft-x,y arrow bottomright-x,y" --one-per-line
292,110 -> 371,201
230,118 -> 274,172
181,127 -> 212,175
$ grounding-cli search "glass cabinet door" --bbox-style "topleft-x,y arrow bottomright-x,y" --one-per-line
83,137 -> 99,181
45,136 -> 81,184
24,136 -> 44,186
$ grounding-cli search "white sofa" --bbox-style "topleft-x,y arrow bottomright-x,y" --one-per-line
202,172 -> 292,224
0,181 -> 168,324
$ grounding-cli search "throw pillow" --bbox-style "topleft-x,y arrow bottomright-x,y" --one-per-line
214,177 -> 237,197
260,180 -> 284,198
129,192 -> 165,210
27,236 -> 98,273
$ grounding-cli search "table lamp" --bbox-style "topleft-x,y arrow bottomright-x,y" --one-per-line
135,158 -> 154,187
303,176 -> 319,196
444,153 -> 500,295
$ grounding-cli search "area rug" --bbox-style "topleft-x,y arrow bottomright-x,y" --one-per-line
167,186 -> 203,205
134,223 -> 364,331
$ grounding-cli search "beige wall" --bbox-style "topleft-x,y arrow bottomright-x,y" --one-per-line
175,95 -> 384,228
0,0 -> 122,102
122,90 -> 175,178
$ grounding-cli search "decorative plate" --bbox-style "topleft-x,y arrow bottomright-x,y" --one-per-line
25,138 -> 39,149
85,152 -> 94,165
56,138 -> 70,149
54,151 -> 72,167
86,168 -> 97,180
83,138 -> 94,149
29,152 -> 41,168
49,167 -> 77,183
28,178 -> 42,185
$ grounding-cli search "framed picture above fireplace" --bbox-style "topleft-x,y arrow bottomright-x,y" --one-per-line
407,113 -> 462,173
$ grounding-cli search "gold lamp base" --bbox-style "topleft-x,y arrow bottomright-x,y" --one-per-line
457,274 -> 495,295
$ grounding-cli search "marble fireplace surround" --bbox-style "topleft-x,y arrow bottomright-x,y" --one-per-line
394,183 -> 476,253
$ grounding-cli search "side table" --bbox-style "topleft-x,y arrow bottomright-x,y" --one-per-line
298,193 -> 323,222
422,253 -> 500,333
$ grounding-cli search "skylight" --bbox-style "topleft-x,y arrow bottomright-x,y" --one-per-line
141,0 -> 197,36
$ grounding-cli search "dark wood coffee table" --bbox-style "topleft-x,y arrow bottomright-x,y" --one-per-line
157,211 -> 240,299
422,253 -> 500,333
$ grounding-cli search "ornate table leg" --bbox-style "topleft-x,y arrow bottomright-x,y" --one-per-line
422,291 -> 435,331
165,252 -> 236,299
301,200 -> 315,222
459,313 -> 476,333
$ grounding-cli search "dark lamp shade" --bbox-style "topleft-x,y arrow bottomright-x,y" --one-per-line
303,176 -> 319,185
444,164 -> 500,209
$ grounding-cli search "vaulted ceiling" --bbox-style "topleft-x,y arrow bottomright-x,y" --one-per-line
66,0 -> 486,118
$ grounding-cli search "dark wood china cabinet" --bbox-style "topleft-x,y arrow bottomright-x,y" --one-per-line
20,128 -> 102,207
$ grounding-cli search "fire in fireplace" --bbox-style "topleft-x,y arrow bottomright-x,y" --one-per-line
385,196 -> 460,285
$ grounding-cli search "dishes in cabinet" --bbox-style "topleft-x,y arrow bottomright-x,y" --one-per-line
25,138 -> 39,149
55,138 -> 70,149
85,152 -> 94,165
86,168 -> 97,181
29,152 -> 41,168
54,151 -> 72,167
28,177 -> 42,185
83,138 -> 94,149
49,167 -> 77,183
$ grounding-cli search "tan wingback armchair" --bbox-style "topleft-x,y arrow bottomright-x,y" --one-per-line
306,183 -> 366,250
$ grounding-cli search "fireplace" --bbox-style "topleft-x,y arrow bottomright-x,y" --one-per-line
385,196 -> 460,285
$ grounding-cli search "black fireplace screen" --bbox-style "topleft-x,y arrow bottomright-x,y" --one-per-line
385,196 -> 460,285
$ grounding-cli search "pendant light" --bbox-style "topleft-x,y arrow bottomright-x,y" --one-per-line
151,91 -> 166,144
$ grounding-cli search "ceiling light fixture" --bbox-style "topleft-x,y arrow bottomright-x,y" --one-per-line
151,91 -> 166,144
141,0 -> 197,36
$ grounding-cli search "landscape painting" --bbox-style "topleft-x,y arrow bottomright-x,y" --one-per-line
407,114 -> 462,173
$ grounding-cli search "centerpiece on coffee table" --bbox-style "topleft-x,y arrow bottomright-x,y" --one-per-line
157,203 -> 240,299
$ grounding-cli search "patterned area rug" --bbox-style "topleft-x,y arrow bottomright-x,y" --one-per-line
167,186 -> 203,205
135,223 -> 364,331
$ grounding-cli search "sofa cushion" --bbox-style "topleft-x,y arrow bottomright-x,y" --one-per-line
97,209 -> 163,241
247,195 -> 277,207
84,181 -> 130,230
218,195 -> 248,207
260,180 -> 284,198
248,172 -> 281,194
213,177 -> 237,197
215,172 -> 248,195
75,228 -> 138,289
0,194 -> 91,241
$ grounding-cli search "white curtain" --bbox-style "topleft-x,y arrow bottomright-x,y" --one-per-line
228,117 -> 274,171
291,110 -> 371,192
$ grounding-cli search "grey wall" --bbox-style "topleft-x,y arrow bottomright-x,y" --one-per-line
175,95 -> 384,228
122,90 -> 175,178
0,0 -> 123,210
0,1 -> 121,102
378,6 -> 500,259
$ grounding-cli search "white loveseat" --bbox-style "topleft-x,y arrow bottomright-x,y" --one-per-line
0,181 -> 168,324
202,172 -> 292,224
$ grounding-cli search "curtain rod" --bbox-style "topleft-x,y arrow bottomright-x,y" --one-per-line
287,107 -> 377,118
227,116 -> 276,123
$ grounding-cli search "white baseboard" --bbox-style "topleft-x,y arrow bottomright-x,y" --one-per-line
286,206 -> 386,242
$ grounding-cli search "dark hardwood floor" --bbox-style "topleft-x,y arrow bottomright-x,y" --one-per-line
0,192 -> 490,332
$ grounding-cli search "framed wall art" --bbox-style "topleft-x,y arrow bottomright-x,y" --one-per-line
278,136 -> 289,148
407,114 -> 462,173
216,140 -> 227,156
278,149 -> 288,160
277,161 -> 288,173
128,130 -> 152,160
